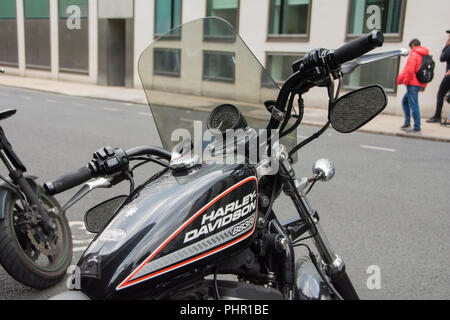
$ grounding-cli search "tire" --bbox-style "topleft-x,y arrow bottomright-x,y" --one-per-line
0,187 -> 72,289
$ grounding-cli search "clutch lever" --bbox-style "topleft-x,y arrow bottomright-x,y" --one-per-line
61,174 -> 126,212
341,48 -> 409,75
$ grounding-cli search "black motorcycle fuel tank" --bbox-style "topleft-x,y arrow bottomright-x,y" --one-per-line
78,161 -> 258,299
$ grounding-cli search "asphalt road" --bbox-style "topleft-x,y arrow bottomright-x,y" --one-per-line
0,85 -> 449,300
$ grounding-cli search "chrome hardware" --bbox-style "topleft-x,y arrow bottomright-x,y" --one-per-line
170,153 -> 201,171
277,236 -> 289,251
341,48 -> 410,75
312,159 -> 335,182
61,177 -> 113,212
283,176 -> 309,196
271,107 -> 285,121
255,143 -> 288,179
321,254 -> 345,274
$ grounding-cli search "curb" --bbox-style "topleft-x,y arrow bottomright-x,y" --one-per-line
293,120 -> 450,143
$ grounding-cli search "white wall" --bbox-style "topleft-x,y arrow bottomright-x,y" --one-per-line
233,0 -> 450,117
98,0 -> 133,19
133,0 -> 155,88
132,0 -> 448,116
392,0 -> 450,117
5,0 -> 448,117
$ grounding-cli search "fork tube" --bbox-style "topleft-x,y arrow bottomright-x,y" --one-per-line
0,149 -> 15,173
280,159 -> 359,299
0,149 -> 54,232
292,188 -> 359,299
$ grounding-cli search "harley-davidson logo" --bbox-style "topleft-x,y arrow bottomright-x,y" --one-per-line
183,191 -> 257,243
116,176 -> 258,290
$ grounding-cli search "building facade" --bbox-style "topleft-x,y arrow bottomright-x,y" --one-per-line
0,0 -> 449,116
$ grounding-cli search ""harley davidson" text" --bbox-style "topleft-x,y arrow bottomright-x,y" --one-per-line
184,191 -> 257,243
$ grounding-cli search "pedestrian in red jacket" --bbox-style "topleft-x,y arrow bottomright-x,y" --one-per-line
397,39 -> 430,133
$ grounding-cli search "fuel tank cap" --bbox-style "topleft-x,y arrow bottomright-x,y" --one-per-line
170,153 -> 201,172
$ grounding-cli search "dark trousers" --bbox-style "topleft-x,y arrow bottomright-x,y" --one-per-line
433,75 -> 450,119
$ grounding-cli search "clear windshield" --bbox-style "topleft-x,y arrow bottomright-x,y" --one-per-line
138,17 -> 296,155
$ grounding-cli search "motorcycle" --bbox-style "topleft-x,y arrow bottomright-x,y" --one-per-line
0,68 -> 72,288
47,17 -> 407,300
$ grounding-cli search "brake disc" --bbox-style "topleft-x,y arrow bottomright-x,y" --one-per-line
26,216 -> 63,256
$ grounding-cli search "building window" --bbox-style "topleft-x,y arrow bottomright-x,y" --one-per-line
347,0 -> 406,41
153,48 -> 181,77
343,56 -> 400,93
268,0 -> 311,40
0,0 -> 18,66
155,0 -> 181,37
265,53 -> 304,85
58,0 -> 89,74
24,0 -> 51,70
205,0 -> 239,39
203,51 -> 235,83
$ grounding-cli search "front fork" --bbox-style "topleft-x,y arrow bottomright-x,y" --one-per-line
280,157 -> 359,300
0,141 -> 55,234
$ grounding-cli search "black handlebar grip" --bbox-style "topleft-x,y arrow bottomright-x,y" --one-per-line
44,166 -> 93,195
334,30 -> 384,65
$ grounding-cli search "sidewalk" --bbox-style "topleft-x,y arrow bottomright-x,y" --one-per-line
0,74 -> 448,143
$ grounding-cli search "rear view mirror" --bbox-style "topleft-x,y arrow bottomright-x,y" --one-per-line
329,85 -> 387,133
84,195 -> 127,233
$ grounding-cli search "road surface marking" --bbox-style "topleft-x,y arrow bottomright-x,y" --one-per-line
45,99 -> 57,103
73,102 -> 87,107
0,92 -> 9,96
103,107 -> 119,112
69,221 -> 94,253
360,145 -> 396,152
138,112 -> 153,117
20,95 -> 31,100
180,117 -> 193,122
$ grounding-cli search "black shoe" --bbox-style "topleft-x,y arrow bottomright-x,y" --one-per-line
406,128 -> 421,133
400,124 -> 410,130
426,117 -> 440,123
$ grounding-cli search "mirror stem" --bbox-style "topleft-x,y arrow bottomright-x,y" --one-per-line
334,76 -> 343,101
327,74 -> 336,104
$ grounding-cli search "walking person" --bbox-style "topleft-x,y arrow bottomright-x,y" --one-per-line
397,39 -> 430,133
442,90 -> 450,126
426,30 -> 450,124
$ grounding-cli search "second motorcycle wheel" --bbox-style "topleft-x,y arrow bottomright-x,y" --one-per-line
0,187 -> 72,289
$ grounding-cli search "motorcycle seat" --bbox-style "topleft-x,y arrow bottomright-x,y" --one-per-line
0,109 -> 16,121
